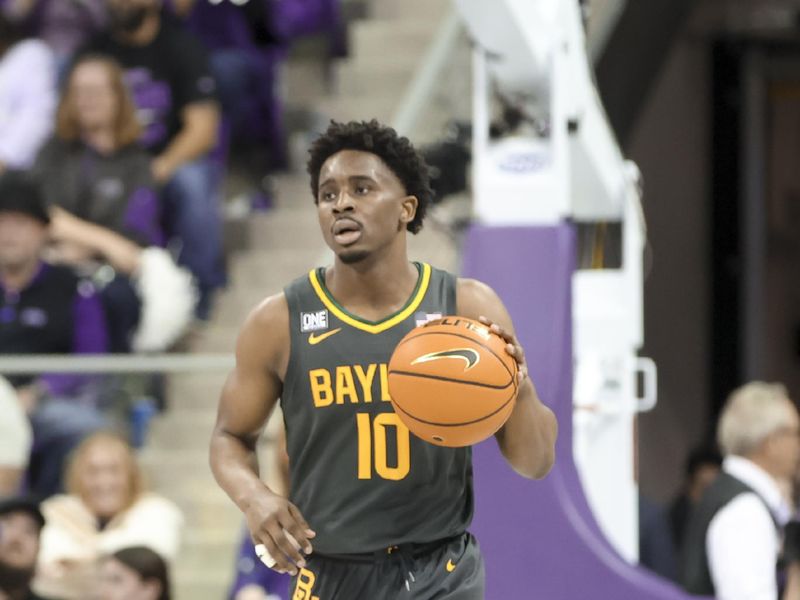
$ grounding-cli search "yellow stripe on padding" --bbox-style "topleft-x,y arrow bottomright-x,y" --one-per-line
309,263 -> 431,334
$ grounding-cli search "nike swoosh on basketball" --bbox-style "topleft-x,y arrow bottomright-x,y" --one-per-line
308,328 -> 342,345
412,348 -> 481,371
446,559 -> 457,573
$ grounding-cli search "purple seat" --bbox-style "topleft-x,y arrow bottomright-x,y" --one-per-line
462,224 -> 706,599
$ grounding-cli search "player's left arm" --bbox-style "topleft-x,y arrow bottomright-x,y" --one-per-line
457,278 -> 558,479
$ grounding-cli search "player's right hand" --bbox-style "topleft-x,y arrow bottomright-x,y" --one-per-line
244,490 -> 316,575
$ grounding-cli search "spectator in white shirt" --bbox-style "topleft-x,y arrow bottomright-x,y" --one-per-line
33,432 -> 183,599
679,381 -> 800,599
0,13 -> 55,171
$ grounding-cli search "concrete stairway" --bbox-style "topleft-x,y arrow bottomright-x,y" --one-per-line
137,0 -> 456,598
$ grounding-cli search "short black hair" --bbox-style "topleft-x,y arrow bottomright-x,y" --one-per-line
0,171 -> 50,224
0,495 -> 45,529
307,119 -> 433,234
685,445 -> 722,478
110,546 -> 171,600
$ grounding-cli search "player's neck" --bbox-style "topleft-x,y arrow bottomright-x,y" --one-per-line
328,253 -> 419,317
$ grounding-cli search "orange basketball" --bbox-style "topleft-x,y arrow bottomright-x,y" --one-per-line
387,316 -> 519,447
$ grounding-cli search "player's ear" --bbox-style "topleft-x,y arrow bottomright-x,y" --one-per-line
400,195 -> 418,225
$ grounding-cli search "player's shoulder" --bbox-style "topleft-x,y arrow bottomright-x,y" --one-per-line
235,292 -> 290,365
456,277 -> 498,303
245,292 -> 289,331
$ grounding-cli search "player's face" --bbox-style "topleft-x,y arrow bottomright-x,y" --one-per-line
0,512 -> 40,572
0,213 -> 47,271
316,150 -> 417,264
97,558 -> 160,600
69,61 -> 117,133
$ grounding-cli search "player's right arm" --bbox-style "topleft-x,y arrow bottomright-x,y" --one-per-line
209,293 -> 315,575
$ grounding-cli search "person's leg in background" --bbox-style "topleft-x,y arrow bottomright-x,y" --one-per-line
161,158 -> 227,320
210,47 -> 282,211
99,275 -> 142,353
209,49 -> 261,144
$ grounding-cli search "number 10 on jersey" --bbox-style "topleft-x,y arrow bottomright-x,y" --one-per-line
356,413 -> 410,480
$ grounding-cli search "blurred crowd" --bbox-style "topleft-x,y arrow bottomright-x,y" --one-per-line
638,382 -> 800,600
0,0 -> 340,598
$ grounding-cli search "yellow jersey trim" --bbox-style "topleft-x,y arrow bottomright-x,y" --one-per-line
308,263 -> 431,334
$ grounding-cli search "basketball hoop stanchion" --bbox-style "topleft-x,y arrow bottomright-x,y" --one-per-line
452,0 -> 694,597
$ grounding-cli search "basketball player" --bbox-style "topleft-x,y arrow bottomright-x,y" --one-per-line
210,120 -> 557,599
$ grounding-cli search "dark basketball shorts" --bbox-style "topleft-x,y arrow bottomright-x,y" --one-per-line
289,532 -> 485,599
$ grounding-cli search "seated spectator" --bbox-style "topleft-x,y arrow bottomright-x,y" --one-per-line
680,382 -> 800,599
0,375 -> 31,497
0,495 -> 52,600
81,0 -> 225,320
172,0 -> 287,168
97,546 -> 171,600
36,54 -> 196,352
47,207 -> 196,353
2,0 -> 107,75
0,11 -> 55,171
37,54 -> 163,247
0,172 -> 109,497
34,432 -> 183,600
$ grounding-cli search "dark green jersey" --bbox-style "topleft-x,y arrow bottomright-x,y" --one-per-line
281,262 -> 473,554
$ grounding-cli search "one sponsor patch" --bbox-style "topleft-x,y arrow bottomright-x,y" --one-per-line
300,310 -> 329,333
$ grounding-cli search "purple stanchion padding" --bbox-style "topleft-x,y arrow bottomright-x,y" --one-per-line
462,224 -> 701,599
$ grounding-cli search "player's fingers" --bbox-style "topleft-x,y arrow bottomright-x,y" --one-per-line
482,317 -> 516,345
267,522 -> 306,571
255,530 -> 295,574
254,543 -> 277,569
287,503 -> 316,537
282,520 -> 312,557
506,341 -> 526,363
287,505 -> 316,553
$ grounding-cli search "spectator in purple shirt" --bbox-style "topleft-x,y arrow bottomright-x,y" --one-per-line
0,171 -> 109,497
82,0 -> 225,320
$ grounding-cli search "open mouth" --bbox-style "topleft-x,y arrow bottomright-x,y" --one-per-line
332,218 -> 363,246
